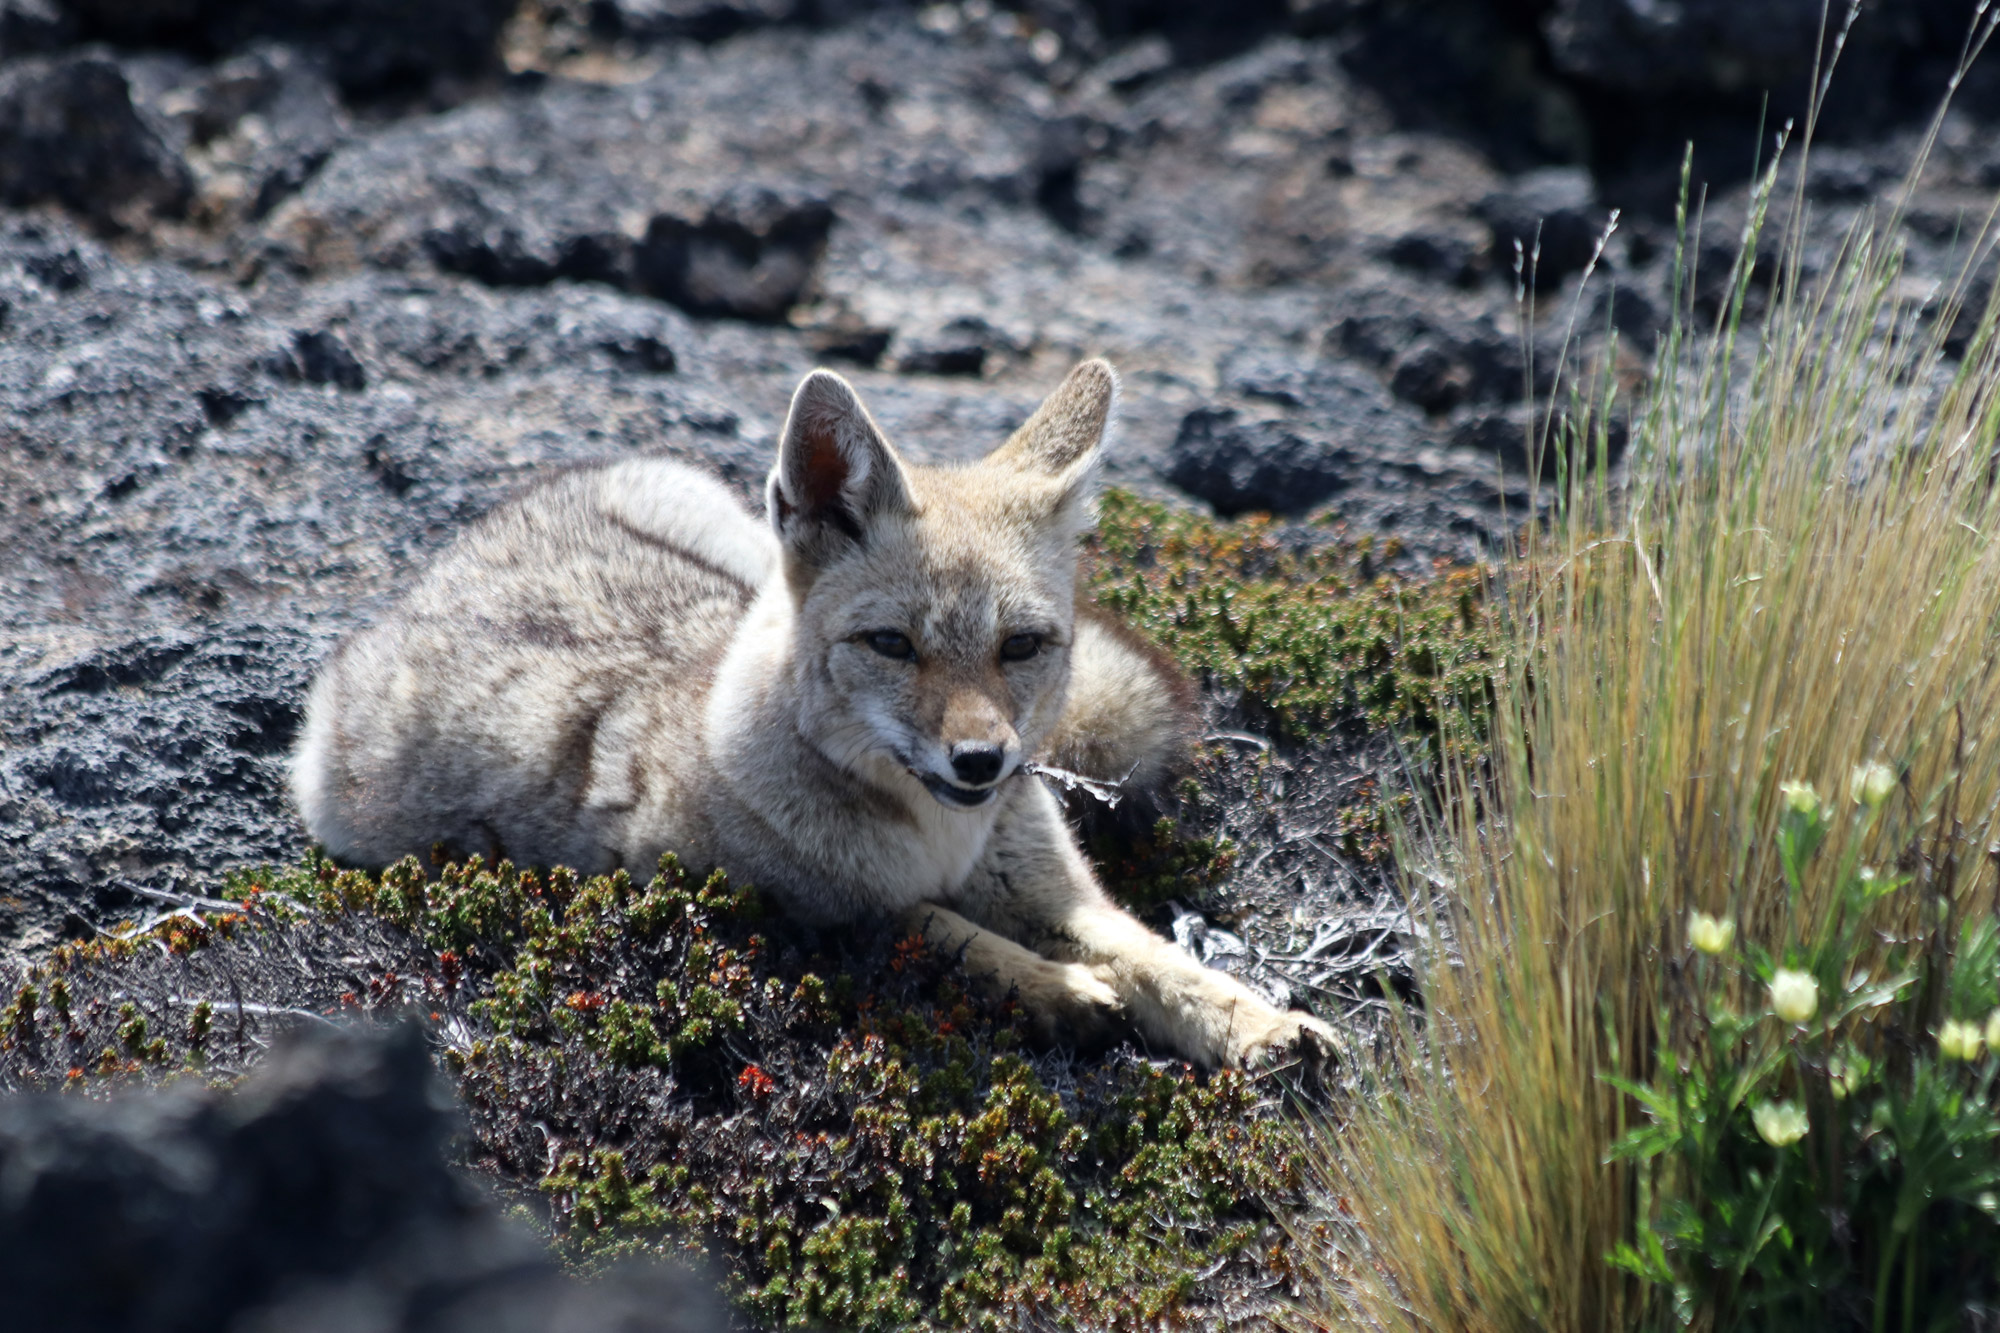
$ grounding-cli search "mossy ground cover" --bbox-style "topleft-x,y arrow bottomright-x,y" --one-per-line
0,490 -> 1492,1330
1084,490 -> 1490,744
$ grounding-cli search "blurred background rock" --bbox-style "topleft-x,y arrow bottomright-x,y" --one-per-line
0,1022 -> 723,1333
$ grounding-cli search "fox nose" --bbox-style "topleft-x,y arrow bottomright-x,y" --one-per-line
949,742 -> 1005,787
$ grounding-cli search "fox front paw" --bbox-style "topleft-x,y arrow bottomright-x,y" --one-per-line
1016,960 -> 1126,1048
1224,1005 -> 1338,1070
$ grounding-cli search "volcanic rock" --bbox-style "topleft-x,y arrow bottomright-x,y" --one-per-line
0,54 -> 192,225
0,1023 -> 723,1333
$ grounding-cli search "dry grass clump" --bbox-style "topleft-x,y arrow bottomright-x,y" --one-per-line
1309,107 -> 2000,1332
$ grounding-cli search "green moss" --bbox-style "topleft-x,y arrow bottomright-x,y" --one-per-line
1086,489 -> 1490,741
1091,817 -> 1237,910
15,851 -> 1290,1330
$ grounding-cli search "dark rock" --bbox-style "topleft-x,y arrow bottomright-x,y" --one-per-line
1545,0 -> 1836,99
892,314 -> 1023,376
425,218 -> 634,290
602,330 -> 678,373
292,328 -> 368,389
1084,0 -> 1291,63
1592,280 -> 1662,348
1163,406 -> 1353,517
1335,0 -> 1589,170
265,327 -> 369,389
0,54 -> 193,226
1329,292 -> 1525,405
64,0 -> 518,99
1452,402 -> 1628,474
23,244 -> 88,290
797,306 -> 894,366
1383,224 -> 1486,287
0,0 -> 72,55
634,187 -> 834,322
1451,406 -> 1537,472
0,631 -> 316,940
1803,146 -> 1898,203
1390,340 -> 1473,414
0,1023 -> 725,1333
1476,166 -> 1609,291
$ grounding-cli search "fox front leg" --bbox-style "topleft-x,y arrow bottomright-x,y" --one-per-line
902,901 -> 1126,1047
964,781 -> 1336,1070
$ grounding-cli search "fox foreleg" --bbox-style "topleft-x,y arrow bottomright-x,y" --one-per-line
901,901 -> 1126,1047
957,781 -> 1335,1070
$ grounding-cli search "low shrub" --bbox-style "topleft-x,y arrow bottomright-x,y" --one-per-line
1085,490 -> 1489,744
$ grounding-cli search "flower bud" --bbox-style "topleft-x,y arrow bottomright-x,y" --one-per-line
1752,1099 -> 1809,1146
1849,761 -> 1895,808
1986,1008 -> 2000,1054
1939,1019 -> 1986,1062
1779,780 -> 1820,816
1826,1054 -> 1856,1099
1768,968 -> 1819,1024
1688,912 -> 1736,955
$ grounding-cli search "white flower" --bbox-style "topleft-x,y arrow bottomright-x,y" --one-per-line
1986,1008 -> 2000,1055
1688,912 -> 1736,955
1849,761 -> 1896,808
1768,969 -> 1820,1024
1752,1099 -> 1809,1146
1779,779 -> 1820,816
1938,1019 -> 1986,1062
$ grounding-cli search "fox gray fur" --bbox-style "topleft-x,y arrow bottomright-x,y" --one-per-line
292,360 -> 1332,1068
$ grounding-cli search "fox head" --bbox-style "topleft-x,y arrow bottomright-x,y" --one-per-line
766,359 -> 1115,811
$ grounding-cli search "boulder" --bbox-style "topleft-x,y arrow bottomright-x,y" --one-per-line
0,1023 -> 725,1333
0,54 -> 192,226
1163,405 -> 1353,517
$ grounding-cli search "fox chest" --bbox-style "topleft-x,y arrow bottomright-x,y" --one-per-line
862,805 -> 995,909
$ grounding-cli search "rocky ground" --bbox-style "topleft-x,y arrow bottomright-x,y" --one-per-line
2,0 -> 1998,1010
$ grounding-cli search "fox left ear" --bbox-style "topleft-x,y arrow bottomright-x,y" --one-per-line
988,359 -> 1116,520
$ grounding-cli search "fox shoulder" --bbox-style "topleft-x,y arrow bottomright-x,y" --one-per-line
1043,605 -> 1197,794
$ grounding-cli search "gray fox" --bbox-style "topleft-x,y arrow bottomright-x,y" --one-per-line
292,360 -> 1332,1067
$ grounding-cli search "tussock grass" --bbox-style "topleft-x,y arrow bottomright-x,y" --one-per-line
1308,94 -> 2000,1332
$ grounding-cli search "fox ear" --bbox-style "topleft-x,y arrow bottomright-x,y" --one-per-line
988,359 -> 1115,511
767,369 -> 910,564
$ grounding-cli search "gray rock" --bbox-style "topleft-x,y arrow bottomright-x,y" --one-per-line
633,185 -> 835,322
0,1023 -> 725,1333
0,54 -> 192,225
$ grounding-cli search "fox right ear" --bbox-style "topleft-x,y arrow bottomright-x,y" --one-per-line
767,369 -> 910,565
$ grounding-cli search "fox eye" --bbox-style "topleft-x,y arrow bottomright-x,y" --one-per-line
1000,633 -> 1042,662
865,630 -> 917,661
